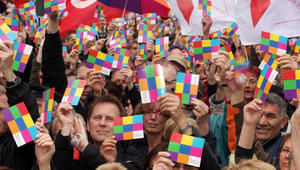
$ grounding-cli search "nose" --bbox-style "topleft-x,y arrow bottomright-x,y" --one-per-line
99,117 -> 106,126
150,112 -> 157,120
258,115 -> 268,127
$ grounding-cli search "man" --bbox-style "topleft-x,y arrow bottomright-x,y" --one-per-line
236,92 -> 289,165
54,95 -> 143,170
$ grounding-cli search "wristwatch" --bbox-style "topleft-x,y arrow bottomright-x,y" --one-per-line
179,121 -> 192,134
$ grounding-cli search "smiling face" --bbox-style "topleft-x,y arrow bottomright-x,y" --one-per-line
242,72 -> 258,103
87,102 -> 120,144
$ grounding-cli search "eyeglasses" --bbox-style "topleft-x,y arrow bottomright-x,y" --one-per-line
281,148 -> 293,156
173,163 -> 196,170
140,110 -> 166,117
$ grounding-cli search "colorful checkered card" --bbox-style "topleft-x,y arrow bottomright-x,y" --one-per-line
75,31 -> 88,51
158,25 -> 169,37
254,63 -> 278,103
62,79 -> 87,105
110,35 -> 127,49
223,22 -> 238,44
139,43 -> 147,60
155,37 -> 169,58
193,39 -> 220,62
187,55 -> 194,72
34,20 -> 47,44
18,1 -> 36,16
260,31 -> 288,56
113,115 -> 144,141
12,42 -> 33,73
220,44 -> 235,66
168,133 -> 205,167
199,0 -> 211,16
138,23 -> 153,43
86,49 -> 114,76
209,31 -> 222,39
112,48 -> 130,69
77,24 -> 98,41
259,53 -> 278,70
112,18 -> 127,27
2,18 -> 19,36
282,70 -> 300,99
137,64 -> 167,104
141,13 -> 157,25
94,4 -> 103,19
40,88 -> 55,124
3,102 -> 38,147
175,72 -> 200,104
0,19 -> 17,42
179,36 -> 197,52
59,9 -> 68,21
295,39 -> 300,56
44,0 -> 66,14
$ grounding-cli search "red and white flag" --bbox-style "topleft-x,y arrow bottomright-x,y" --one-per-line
167,0 -> 236,36
235,0 -> 300,45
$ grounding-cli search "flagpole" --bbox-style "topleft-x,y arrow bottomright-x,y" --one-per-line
122,0 -> 128,18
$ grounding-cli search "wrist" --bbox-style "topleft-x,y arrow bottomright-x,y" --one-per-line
61,123 -> 73,136
78,142 -> 88,152
3,69 -> 16,82
38,162 -> 51,170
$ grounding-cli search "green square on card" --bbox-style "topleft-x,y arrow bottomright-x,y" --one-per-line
182,93 -> 190,104
284,80 -> 296,90
44,2 -> 51,8
146,65 -> 155,77
194,47 -> 203,54
87,56 -> 96,63
113,125 -> 123,134
72,80 -> 80,88
261,38 -> 270,46
257,89 -> 263,99
12,61 -> 20,71
10,105 -> 22,119
168,142 -> 180,153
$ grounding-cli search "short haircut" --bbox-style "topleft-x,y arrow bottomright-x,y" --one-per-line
265,92 -> 287,119
87,95 -> 125,120
224,159 -> 276,170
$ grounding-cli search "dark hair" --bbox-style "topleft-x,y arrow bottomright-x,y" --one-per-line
144,142 -> 169,170
87,95 -> 126,120
278,133 -> 291,153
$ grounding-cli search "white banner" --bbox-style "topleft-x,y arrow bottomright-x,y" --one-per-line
235,0 -> 300,45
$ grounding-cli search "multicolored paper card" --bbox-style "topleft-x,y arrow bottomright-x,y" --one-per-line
12,42 -> 33,73
0,19 -> 17,42
138,23 -> 153,43
112,48 -> 130,69
86,49 -> 114,76
223,22 -> 238,44
61,79 -> 87,105
34,20 -> 47,44
23,15 -> 37,31
199,0 -> 211,16
44,0 -> 66,14
220,44 -> 235,66
141,13 -> 157,25
40,88 -> 55,124
18,1 -> 36,16
94,4 -> 103,19
77,24 -> 98,41
155,37 -> 169,58
259,53 -> 278,70
295,39 -> 300,56
113,115 -> 144,141
62,45 -> 67,58
193,39 -> 220,62
187,55 -> 194,72
260,31 -> 288,56
234,55 -> 249,70
168,133 -> 205,167
175,72 -> 200,104
282,70 -> 300,99
112,18 -> 127,27
110,35 -> 127,49
140,43 -> 147,60
75,31 -> 88,51
179,35 -> 197,52
2,18 -> 19,36
2,102 -> 38,147
137,64 -> 167,104
254,64 -> 278,103
59,9 -> 68,21
209,31 -> 222,39
158,25 -> 169,37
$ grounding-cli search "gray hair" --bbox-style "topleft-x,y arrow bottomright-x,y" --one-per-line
265,92 -> 287,119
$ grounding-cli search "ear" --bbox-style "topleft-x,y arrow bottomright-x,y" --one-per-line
280,115 -> 289,129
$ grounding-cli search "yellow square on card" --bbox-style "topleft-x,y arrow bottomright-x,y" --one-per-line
202,40 -> 211,47
23,114 -> 35,127
257,75 -> 264,88
98,53 -> 106,60
75,88 -> 84,97
175,82 -> 184,93
296,70 -> 300,79
270,34 -> 279,41
181,135 -> 193,146
155,77 -> 164,88
123,116 -> 133,125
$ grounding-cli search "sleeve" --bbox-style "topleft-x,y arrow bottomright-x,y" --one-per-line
234,145 -> 254,163
42,31 -> 67,102
207,83 -> 217,98
209,94 -> 225,116
199,142 -> 222,170
6,78 -> 39,121
53,132 -> 75,170
125,85 -> 141,110
79,144 -> 106,169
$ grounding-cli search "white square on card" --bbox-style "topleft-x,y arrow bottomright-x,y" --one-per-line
24,45 -> 33,55
101,67 -> 111,76
13,131 -> 26,147
191,74 -> 200,85
141,91 -> 150,104
133,130 -> 144,139
188,156 -> 201,167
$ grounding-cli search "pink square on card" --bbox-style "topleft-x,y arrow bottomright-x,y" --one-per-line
133,123 -> 143,131
211,46 -> 220,52
265,67 -> 272,80
18,43 -> 25,52
184,74 -> 191,84
149,89 -> 158,102
21,129 -> 33,143
67,96 -> 73,103
278,42 -> 287,50
103,61 -> 112,69
190,147 -> 203,157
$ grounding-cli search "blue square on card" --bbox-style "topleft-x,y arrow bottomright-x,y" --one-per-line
157,88 -> 166,96
269,40 -> 278,48
203,47 -> 211,53
133,115 -> 143,123
192,137 -> 205,148
72,96 -> 80,105
95,58 -> 104,66
14,52 -> 23,61
179,144 -> 191,155
69,88 -> 76,96
123,124 -> 133,132
15,117 -> 27,131
6,31 -> 17,41
279,36 -> 288,44
106,55 -> 114,63
177,72 -> 185,83
183,84 -> 191,93
296,80 -> 300,89
211,39 -> 220,46
147,77 -> 157,90
261,78 -> 267,90
28,126 -> 38,140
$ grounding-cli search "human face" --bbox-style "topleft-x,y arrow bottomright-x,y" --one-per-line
111,70 -> 127,90
242,72 -> 257,103
0,94 -> 9,136
76,66 -> 92,101
87,102 -> 120,144
98,17 -> 106,29
143,103 -> 168,135
254,44 -> 266,61
163,64 -> 177,93
131,43 -> 139,57
67,33 -> 76,51
279,137 -> 296,170
256,103 -> 286,143
35,97 -> 43,114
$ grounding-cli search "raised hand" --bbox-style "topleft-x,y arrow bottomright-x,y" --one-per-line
100,136 -> 117,162
56,102 -> 74,136
153,152 -> 174,170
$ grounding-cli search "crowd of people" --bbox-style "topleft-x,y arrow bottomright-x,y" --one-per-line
0,1 -> 300,170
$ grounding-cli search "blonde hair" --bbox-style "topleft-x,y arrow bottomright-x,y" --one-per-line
223,159 -> 276,170
163,118 -> 199,141
0,85 -> 6,95
96,162 -> 127,170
